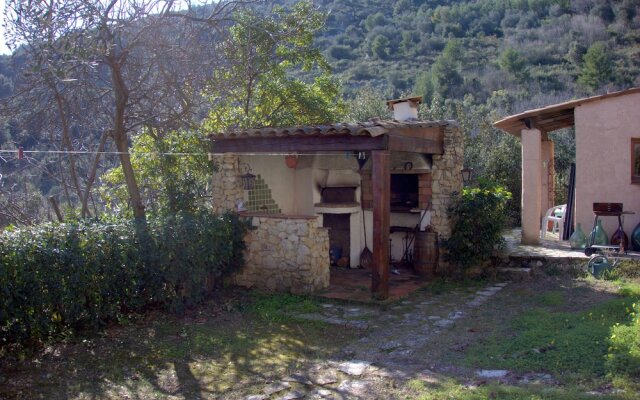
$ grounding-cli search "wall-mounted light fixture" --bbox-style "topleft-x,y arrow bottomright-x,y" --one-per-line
461,167 -> 474,186
239,163 -> 256,190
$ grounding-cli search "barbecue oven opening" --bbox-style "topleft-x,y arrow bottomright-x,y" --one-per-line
315,185 -> 359,207
391,174 -> 418,212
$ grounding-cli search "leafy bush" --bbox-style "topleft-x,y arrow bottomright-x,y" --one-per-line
0,211 -> 247,347
605,284 -> 640,392
606,300 -> 640,390
370,35 -> 390,60
441,181 -> 512,273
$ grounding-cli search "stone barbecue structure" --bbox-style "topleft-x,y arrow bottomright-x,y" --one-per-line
209,97 -> 464,299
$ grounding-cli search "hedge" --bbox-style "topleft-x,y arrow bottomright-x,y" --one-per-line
0,211 -> 247,347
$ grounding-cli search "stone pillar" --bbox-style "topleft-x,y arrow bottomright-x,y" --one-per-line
431,124 -> 464,274
209,153 -> 245,213
521,129 -> 542,245
431,124 -> 464,239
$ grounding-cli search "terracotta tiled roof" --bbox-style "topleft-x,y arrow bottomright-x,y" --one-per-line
209,119 -> 456,139
494,87 -> 640,135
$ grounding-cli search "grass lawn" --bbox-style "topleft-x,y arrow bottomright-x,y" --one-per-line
0,291 -> 355,400
402,277 -> 640,400
1,275 -> 639,399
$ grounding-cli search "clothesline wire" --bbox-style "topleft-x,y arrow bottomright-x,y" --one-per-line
0,149 -> 367,157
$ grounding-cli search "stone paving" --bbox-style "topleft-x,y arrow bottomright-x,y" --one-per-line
244,281 -> 511,400
502,228 -> 587,260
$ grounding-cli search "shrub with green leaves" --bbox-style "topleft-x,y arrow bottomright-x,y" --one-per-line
0,211 -> 247,347
441,181 -> 512,273
606,300 -> 640,390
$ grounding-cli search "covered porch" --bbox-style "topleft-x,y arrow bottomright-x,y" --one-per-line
319,265 -> 430,302
209,100 -> 463,300
493,88 -> 640,246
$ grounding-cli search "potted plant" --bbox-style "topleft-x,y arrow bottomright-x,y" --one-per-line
285,154 -> 299,168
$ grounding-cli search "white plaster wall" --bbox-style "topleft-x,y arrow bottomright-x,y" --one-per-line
293,165 -> 314,215
575,93 -> 640,238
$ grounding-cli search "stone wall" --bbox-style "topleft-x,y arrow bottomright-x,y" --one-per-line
430,123 -> 464,239
232,215 -> 330,294
431,124 -> 464,273
210,153 -> 244,214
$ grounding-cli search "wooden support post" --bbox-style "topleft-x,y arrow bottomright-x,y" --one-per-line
371,150 -> 390,300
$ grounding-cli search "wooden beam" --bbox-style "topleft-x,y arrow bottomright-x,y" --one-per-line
387,134 -> 443,154
540,120 -> 576,132
371,150 -> 390,300
524,118 -> 534,129
210,135 -> 388,153
387,126 -> 444,141
534,113 -> 574,127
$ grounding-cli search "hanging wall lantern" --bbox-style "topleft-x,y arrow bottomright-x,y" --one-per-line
239,163 -> 256,190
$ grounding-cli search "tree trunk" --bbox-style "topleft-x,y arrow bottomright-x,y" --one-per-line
110,57 -> 146,221
52,84 -> 92,218
113,128 -> 145,220
81,129 -> 109,217
58,154 -> 73,208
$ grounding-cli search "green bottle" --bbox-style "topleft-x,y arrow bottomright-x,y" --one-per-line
592,220 -> 609,246
569,223 -> 587,249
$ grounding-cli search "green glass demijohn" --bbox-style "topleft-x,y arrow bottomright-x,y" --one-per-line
569,223 -> 587,250
631,222 -> 640,252
592,220 -> 609,246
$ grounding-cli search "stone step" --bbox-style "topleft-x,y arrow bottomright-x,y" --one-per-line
497,267 -> 532,281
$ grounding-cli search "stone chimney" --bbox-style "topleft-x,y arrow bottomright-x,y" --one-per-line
386,96 -> 423,121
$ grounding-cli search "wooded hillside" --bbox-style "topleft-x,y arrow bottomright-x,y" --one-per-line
0,0 -> 639,225
311,0 -> 639,107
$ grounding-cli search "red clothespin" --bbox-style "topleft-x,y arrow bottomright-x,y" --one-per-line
18,147 -> 24,160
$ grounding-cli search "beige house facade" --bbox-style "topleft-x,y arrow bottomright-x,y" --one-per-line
494,87 -> 640,245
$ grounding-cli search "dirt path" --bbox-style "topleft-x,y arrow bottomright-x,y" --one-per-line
244,282 -> 510,399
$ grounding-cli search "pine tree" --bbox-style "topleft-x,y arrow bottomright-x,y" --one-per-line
578,42 -> 613,90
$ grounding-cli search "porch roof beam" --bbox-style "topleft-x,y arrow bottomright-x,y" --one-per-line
210,135 -> 388,153
210,134 -> 444,154
387,134 -> 443,153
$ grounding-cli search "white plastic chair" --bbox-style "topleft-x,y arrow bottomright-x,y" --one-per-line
541,204 -> 566,239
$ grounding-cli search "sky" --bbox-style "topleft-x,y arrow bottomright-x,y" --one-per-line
0,0 -> 9,55
0,0 -> 200,56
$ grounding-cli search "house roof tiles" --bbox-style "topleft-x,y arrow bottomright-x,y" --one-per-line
209,119 -> 457,139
